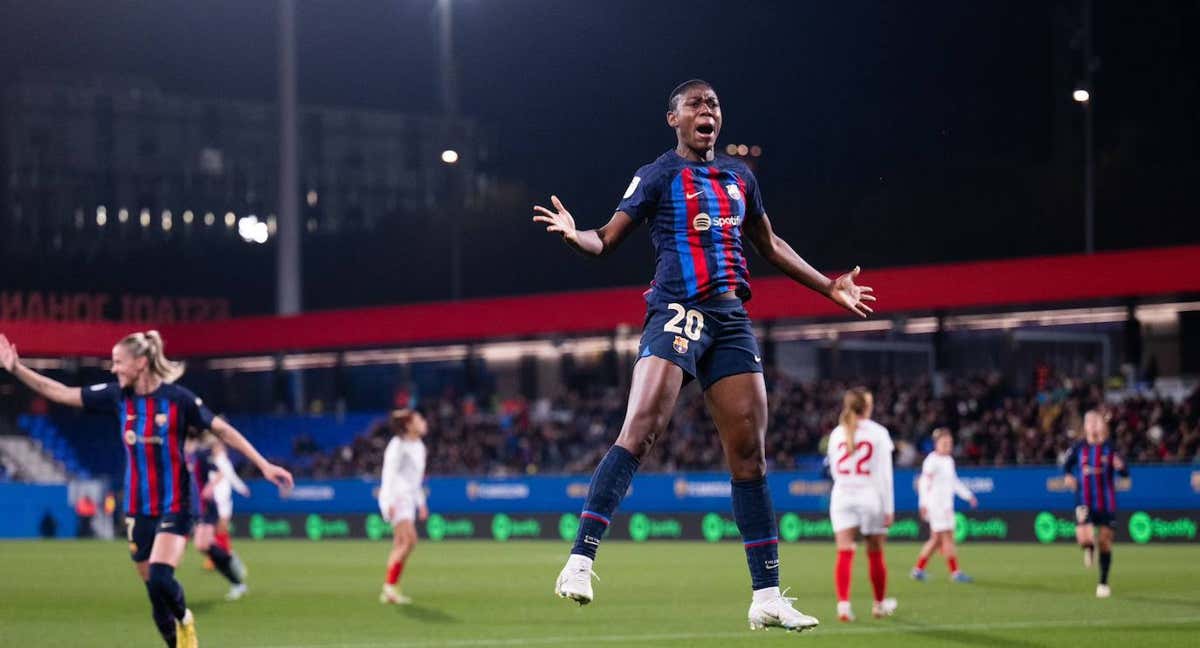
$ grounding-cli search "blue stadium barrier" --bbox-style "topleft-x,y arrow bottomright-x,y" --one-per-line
0,483 -> 77,538
235,465 -> 1200,515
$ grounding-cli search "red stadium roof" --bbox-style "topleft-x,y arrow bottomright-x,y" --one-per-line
5,245 -> 1199,357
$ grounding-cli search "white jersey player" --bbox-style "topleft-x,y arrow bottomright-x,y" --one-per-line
911,428 -> 977,583
379,409 -> 429,605
827,388 -> 897,622
211,443 -> 250,523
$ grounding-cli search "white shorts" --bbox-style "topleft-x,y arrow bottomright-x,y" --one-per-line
379,495 -> 417,525
830,496 -> 888,536
927,506 -> 956,533
214,482 -> 234,519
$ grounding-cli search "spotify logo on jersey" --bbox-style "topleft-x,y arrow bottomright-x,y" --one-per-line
693,213 -> 712,231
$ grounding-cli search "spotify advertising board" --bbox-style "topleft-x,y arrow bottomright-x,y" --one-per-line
230,510 -> 1198,543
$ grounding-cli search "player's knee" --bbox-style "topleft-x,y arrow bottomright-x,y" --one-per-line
618,412 -> 670,458
146,562 -> 174,596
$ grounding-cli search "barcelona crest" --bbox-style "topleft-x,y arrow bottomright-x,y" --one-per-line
725,183 -> 742,201
673,335 -> 689,354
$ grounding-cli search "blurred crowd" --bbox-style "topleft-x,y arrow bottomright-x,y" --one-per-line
283,372 -> 1200,478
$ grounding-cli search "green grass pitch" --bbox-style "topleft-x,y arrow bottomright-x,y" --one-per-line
1,540 -> 1197,646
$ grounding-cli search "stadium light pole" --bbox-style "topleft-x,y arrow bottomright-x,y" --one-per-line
443,150 -> 462,300
1081,0 -> 1095,255
277,0 -> 301,315
277,0 -> 303,412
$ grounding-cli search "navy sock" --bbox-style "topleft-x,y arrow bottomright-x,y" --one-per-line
207,545 -> 242,585
147,563 -> 187,620
1099,551 -> 1112,585
571,445 -> 639,560
144,582 -> 176,647
732,477 -> 780,590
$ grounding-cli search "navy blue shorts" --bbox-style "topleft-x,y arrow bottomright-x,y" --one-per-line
638,297 -> 762,390
1075,505 -> 1116,529
198,498 -> 220,525
124,513 -> 194,563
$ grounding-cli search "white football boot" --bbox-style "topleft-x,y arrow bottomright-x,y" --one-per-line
872,597 -> 898,618
1096,584 -> 1111,598
225,583 -> 248,601
837,600 -> 855,622
748,587 -> 820,632
554,554 -> 598,605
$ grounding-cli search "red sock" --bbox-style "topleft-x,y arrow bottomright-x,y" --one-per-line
916,556 -> 929,570
386,561 -> 405,586
867,550 -> 887,603
215,531 -> 232,553
834,550 -> 854,602
947,556 -> 958,574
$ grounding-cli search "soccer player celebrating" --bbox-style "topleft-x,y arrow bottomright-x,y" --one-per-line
1063,409 -> 1128,598
0,331 -> 292,648
910,427 -> 977,583
187,434 -> 250,600
533,79 -> 875,632
826,388 -> 897,621
378,409 -> 429,605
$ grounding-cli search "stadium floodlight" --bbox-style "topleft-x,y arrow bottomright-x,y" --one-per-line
1073,88 -> 1090,103
441,149 -> 459,164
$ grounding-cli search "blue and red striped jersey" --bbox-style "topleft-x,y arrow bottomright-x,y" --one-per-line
1062,439 -> 1127,512
83,382 -> 215,517
615,150 -> 766,305
189,446 -> 215,495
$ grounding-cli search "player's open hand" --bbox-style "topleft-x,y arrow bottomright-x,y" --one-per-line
263,463 -> 294,494
829,266 -> 875,318
969,497 -> 979,510
883,513 -> 894,528
0,334 -> 19,373
532,195 -> 579,243
418,504 -> 429,522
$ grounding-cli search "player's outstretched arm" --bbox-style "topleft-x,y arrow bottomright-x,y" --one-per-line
743,214 -> 876,318
532,195 -> 636,257
0,334 -> 83,408
210,417 -> 294,494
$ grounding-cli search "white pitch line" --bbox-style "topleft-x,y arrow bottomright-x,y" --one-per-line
255,615 -> 1200,648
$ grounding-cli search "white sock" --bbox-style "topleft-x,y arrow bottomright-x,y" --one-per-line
567,554 -> 593,571
752,586 -> 781,604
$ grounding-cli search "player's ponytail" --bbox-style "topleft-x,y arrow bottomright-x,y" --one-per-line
839,387 -> 872,448
119,330 -> 186,384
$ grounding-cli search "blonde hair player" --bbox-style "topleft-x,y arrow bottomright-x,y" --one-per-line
0,331 -> 292,648
826,388 -> 897,622
378,409 -> 429,605
910,428 -> 978,583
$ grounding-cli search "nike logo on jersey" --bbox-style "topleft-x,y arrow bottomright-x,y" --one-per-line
754,355 -> 761,363
685,190 -> 704,199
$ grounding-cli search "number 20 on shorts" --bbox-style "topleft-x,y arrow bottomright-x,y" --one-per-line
663,303 -> 705,341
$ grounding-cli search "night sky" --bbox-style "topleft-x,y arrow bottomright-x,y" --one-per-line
2,1 -> 1197,308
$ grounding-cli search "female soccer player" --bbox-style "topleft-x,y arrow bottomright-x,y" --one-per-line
0,331 -> 292,648
378,409 -> 429,605
910,427 -> 977,583
1063,409 -> 1128,598
208,436 -> 251,581
187,434 -> 250,600
826,388 -> 896,622
533,79 -> 875,632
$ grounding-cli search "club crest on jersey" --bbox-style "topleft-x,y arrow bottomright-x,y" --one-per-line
154,413 -> 168,427
673,336 -> 689,354
692,213 -> 712,231
725,183 -> 742,201
124,429 -> 137,445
